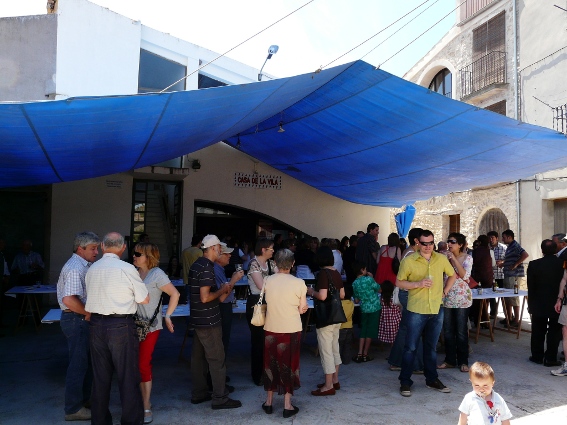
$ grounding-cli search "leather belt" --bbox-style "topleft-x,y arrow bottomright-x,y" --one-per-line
91,313 -> 132,318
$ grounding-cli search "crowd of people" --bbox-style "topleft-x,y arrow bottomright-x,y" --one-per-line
39,222 -> 567,423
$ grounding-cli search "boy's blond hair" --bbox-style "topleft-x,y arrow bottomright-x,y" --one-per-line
469,361 -> 495,381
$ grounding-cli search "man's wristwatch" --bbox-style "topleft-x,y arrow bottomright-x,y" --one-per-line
165,314 -> 172,319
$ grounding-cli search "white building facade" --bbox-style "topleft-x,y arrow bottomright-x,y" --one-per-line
0,0 -> 389,281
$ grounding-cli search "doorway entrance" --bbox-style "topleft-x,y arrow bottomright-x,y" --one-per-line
194,201 -> 303,245
130,180 -> 182,268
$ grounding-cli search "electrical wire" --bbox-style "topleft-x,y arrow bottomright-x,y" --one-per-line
360,0 -> 441,60
159,0 -> 316,93
318,0 -> 433,71
378,0 -> 466,68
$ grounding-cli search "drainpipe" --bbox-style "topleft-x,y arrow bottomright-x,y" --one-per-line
513,0 -> 519,120
516,180 -> 521,243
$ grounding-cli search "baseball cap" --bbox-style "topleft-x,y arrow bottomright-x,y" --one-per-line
220,242 -> 234,254
201,234 -> 221,249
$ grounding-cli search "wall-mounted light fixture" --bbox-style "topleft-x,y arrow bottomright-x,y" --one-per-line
191,159 -> 201,171
258,45 -> 279,81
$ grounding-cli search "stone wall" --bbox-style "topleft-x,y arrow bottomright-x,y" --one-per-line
390,183 -> 517,244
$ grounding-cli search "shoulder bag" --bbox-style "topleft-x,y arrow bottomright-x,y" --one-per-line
314,269 -> 347,328
392,286 -> 402,307
251,279 -> 267,327
391,247 -> 400,275
134,293 -> 164,342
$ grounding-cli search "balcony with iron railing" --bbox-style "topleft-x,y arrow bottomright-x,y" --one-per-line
459,51 -> 507,101
553,104 -> 567,134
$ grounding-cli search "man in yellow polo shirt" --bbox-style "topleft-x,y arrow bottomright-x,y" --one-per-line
395,230 -> 456,397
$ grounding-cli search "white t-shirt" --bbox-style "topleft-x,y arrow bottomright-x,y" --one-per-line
332,250 -> 343,275
459,390 -> 512,425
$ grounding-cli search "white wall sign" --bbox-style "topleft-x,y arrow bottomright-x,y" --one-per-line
234,173 -> 281,190
106,179 -> 123,189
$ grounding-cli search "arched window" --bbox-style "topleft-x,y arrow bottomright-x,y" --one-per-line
428,68 -> 452,99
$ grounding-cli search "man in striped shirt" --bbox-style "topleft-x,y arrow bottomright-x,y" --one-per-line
188,234 -> 242,410
498,230 -> 529,326
488,231 -> 507,317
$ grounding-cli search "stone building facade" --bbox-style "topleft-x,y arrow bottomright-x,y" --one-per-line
397,0 -> 567,259
390,182 -> 516,243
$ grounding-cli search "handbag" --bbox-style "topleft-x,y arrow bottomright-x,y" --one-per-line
391,247 -> 400,275
392,286 -> 402,307
251,281 -> 267,327
314,269 -> 347,328
134,293 -> 163,342
467,276 -> 479,289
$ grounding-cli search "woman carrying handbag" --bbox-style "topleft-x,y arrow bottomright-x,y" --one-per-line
246,238 -> 278,386
307,246 -> 345,396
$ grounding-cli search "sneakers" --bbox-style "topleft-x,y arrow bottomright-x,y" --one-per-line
426,379 -> 451,393
550,362 -> 567,376
65,407 -> 91,421
400,385 -> 411,397
389,365 -> 401,371
211,398 -> 242,410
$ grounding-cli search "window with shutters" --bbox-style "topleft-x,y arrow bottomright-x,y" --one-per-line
554,199 -> 567,234
449,214 -> 461,234
473,12 -> 505,60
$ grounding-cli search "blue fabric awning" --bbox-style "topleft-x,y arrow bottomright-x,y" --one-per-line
1,60 -> 565,206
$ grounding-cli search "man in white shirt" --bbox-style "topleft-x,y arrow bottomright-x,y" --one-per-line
86,232 -> 149,425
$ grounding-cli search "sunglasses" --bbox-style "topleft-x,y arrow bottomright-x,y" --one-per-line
447,239 -> 457,244
133,251 -> 144,257
419,241 -> 435,246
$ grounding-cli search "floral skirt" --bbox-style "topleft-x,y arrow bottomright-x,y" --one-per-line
263,331 -> 301,395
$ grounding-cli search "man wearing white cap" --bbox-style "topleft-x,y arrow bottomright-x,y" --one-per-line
188,235 -> 242,409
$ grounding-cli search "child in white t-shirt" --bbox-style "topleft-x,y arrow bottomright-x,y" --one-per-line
458,362 -> 512,425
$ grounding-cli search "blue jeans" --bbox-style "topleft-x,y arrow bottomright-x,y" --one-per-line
89,314 -> 143,425
60,312 -> 92,415
388,290 -> 423,370
443,307 -> 469,367
399,309 -> 444,387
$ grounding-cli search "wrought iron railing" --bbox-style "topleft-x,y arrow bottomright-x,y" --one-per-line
553,104 -> 567,134
459,51 -> 506,98
459,0 -> 499,22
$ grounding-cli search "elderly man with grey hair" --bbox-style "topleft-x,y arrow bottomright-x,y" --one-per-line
86,232 -> 149,425
552,233 -> 567,259
56,231 -> 100,421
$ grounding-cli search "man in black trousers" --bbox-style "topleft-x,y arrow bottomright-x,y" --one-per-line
527,239 -> 564,366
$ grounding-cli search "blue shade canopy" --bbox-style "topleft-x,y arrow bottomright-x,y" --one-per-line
395,205 -> 416,239
1,60 -> 565,206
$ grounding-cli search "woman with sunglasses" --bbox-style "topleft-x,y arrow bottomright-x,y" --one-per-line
438,233 -> 473,373
246,238 -> 278,385
133,243 -> 180,424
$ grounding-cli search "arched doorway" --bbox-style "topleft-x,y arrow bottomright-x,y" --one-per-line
194,200 -> 303,244
478,208 -> 509,237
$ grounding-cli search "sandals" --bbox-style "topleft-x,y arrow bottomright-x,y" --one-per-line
143,409 -> 153,424
460,364 -> 470,373
437,362 -> 455,369
352,354 -> 373,363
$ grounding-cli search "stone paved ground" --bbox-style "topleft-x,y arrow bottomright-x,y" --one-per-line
1,306 -> 566,425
